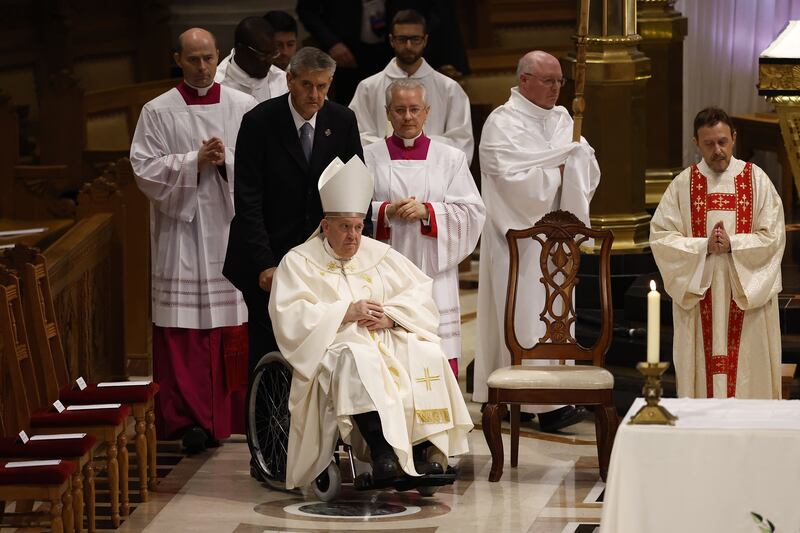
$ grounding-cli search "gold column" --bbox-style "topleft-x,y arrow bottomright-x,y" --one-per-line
637,0 -> 687,207
562,0 -> 652,252
759,63 -> 800,199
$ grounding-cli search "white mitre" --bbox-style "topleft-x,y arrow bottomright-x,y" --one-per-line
318,155 -> 374,217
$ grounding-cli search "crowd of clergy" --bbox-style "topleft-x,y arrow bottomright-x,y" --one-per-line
128,5 -> 785,487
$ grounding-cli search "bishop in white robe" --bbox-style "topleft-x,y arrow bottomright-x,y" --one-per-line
364,79 -> 484,373
130,28 -> 256,445
650,108 -> 784,398
269,156 -> 472,489
473,52 -> 600,422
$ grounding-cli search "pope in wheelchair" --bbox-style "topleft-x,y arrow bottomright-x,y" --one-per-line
263,156 -> 473,495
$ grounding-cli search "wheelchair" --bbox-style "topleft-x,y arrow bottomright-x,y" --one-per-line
246,351 -> 457,501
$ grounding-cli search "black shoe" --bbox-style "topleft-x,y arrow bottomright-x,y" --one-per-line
371,452 -> 402,481
537,406 -> 585,433
181,426 -> 208,454
480,403 -> 535,423
205,437 -> 222,448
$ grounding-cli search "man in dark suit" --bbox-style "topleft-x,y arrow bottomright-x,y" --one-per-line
223,46 -> 365,375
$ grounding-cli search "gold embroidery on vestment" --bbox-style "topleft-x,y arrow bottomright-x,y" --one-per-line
416,367 -> 441,391
416,408 -> 450,424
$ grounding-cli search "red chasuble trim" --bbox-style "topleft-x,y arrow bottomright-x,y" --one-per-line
376,201 -> 391,240
176,81 -> 222,105
690,163 -> 753,397
420,203 -> 438,238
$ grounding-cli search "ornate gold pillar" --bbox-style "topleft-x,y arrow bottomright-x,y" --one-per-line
637,0 -> 687,207
562,0 -> 652,252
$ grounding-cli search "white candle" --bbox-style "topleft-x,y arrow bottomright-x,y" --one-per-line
647,280 -> 660,364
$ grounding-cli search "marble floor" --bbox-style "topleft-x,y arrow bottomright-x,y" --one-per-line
67,287 -> 606,533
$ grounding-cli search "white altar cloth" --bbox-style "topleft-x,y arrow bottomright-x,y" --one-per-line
600,398 -> 800,533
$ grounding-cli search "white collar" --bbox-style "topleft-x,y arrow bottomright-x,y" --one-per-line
383,57 -> 434,79
184,80 -> 214,96
509,87 -> 558,120
289,95 -> 318,132
399,130 -> 423,147
697,156 -> 744,180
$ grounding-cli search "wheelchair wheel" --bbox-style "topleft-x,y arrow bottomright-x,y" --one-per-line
311,461 -> 342,502
247,352 -> 292,490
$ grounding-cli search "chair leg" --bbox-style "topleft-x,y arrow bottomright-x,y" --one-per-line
83,461 -> 96,533
510,404 -> 520,468
482,401 -> 505,482
118,432 -> 130,517
134,409 -> 149,502
146,408 -> 158,492
72,470 -> 84,533
62,485 -> 74,533
594,401 -> 619,481
50,495 -> 64,533
106,439 -> 120,527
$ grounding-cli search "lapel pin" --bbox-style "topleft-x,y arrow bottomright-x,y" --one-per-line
324,128 -> 332,137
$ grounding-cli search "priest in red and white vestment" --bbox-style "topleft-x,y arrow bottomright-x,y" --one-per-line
364,79 -> 485,376
651,107 -> 785,399
130,28 -> 257,450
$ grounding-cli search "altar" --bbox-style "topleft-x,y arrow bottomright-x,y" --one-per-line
600,398 -> 800,532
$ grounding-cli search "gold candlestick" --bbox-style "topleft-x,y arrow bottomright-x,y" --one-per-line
628,362 -> 678,425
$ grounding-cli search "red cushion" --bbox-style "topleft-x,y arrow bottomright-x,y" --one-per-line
59,382 -> 159,404
0,435 -> 97,458
0,460 -> 76,485
30,405 -> 130,428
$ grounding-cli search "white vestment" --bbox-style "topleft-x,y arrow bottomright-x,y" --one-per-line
130,83 -> 256,329
650,157 -> 784,399
365,137 -> 485,359
349,58 -> 474,164
215,50 -> 289,103
473,88 -> 601,410
269,235 -> 473,489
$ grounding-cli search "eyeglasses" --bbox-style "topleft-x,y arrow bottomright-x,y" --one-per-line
522,72 -> 566,88
246,44 -> 281,60
387,106 -> 427,117
392,35 -> 425,45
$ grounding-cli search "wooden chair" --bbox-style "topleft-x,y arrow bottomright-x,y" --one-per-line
6,245 -> 159,499
0,457 -> 76,533
0,266 -> 129,528
482,210 -> 619,482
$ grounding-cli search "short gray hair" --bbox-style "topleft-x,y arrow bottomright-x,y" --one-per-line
516,54 -> 535,77
288,46 -> 336,76
384,79 -> 427,107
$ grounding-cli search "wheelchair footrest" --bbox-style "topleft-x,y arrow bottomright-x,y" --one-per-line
353,469 -> 457,492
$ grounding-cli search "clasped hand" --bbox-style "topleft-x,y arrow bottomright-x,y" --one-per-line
198,137 -> 225,167
344,299 -> 393,331
386,196 -> 428,221
707,220 -> 731,254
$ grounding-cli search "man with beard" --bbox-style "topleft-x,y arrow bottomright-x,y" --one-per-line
215,16 -> 288,103
348,9 -> 473,164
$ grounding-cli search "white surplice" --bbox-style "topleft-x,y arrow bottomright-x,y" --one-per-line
473,88 -> 601,411
268,235 -> 473,489
349,58 -> 474,164
130,83 -> 256,329
215,50 -> 289,103
650,157 -> 785,399
364,138 -> 485,359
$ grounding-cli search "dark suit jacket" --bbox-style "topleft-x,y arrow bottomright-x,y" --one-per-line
223,93 -> 364,296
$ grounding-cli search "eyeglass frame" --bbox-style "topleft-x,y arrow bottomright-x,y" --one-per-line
386,104 -> 429,117
244,43 -> 281,60
521,72 -> 566,88
390,34 -> 426,46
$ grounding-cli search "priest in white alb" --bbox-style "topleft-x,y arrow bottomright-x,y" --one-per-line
130,28 -> 256,452
474,50 -> 601,432
268,155 -> 472,490
215,16 -> 289,103
348,9 -> 473,164
364,78 -> 485,377
651,107 -> 785,399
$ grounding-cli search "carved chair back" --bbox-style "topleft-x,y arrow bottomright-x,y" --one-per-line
0,266 -> 39,431
4,245 -> 70,402
504,210 -> 614,367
